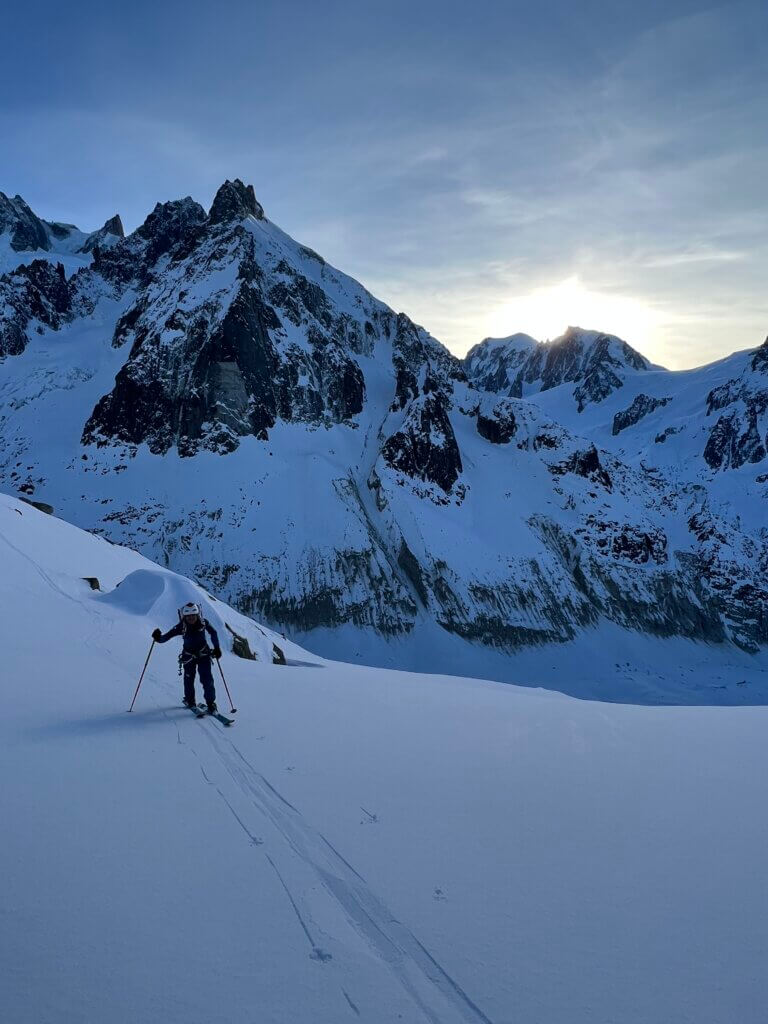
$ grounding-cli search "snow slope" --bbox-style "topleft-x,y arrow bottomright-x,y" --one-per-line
3,491 -> 768,1023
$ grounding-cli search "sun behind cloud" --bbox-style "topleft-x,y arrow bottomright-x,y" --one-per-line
483,277 -> 664,361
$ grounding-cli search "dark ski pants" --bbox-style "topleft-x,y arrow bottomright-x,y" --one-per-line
183,654 -> 216,706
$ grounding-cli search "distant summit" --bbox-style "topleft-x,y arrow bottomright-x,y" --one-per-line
0,190 -> 125,270
465,326 -> 652,411
209,178 -> 265,224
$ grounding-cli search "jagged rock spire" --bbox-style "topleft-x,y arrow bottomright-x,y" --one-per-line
209,179 -> 264,224
102,214 -> 124,238
0,191 -> 50,252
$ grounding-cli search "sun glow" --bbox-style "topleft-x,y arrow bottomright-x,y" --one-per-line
483,277 -> 662,355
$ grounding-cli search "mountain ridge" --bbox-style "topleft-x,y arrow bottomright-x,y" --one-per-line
1,180 -> 766,696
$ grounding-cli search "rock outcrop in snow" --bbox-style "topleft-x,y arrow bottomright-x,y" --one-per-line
703,338 -> 768,470
612,394 -> 671,435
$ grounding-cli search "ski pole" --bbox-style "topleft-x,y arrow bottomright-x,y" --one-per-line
215,658 -> 237,714
128,640 -> 155,712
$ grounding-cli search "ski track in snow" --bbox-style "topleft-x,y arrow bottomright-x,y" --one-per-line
156,677 -> 494,1024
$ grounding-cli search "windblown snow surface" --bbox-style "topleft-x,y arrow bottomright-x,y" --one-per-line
2,491 -> 767,1023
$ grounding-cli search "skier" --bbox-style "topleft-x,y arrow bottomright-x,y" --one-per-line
152,603 -> 222,713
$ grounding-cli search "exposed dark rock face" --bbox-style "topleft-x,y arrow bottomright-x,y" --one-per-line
552,444 -> 612,490
573,362 -> 623,412
686,509 -> 768,652
0,260 -> 73,357
391,362 -> 419,411
84,198 -> 208,292
654,426 -> 680,444
704,409 -> 767,470
209,179 -> 264,224
0,192 -> 50,251
702,340 -> 768,471
704,339 -> 768,475
611,525 -> 668,564
134,197 -> 207,265
540,331 -> 640,391
103,214 -> 125,238
612,394 -> 671,435
572,515 -> 668,564
477,399 -> 517,444
382,393 -> 463,493
523,515 -> 718,643
19,496 -> 54,515
83,279 -> 282,454
688,512 -> 728,546
463,334 -> 537,397
78,214 -> 125,253
312,343 -> 366,422
704,403 -> 768,471
13,260 -> 71,317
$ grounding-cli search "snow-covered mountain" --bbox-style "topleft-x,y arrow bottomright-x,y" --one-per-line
0,189 -> 123,276
464,327 -> 653,410
3,490 -> 768,1023
466,327 -> 768,477
1,180 -> 767,698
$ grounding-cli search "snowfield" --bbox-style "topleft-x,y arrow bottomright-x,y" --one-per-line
2,490 -> 767,1024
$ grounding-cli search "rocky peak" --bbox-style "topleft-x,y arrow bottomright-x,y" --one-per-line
78,214 -> 126,254
539,327 -> 650,390
465,326 -> 651,410
135,198 -> 207,263
0,192 -> 50,252
102,214 -> 124,239
209,179 -> 264,225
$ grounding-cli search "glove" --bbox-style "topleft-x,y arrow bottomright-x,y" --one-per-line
212,647 -> 222,660
152,628 -> 162,641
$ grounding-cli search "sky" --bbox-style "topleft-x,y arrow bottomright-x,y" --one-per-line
1,0 -> 766,369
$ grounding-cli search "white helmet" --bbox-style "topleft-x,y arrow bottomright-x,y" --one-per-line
181,602 -> 201,619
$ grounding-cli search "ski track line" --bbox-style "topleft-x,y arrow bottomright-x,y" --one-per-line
194,721 -> 496,1024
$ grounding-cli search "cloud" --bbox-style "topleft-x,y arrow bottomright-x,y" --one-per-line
640,248 -> 746,269
0,1 -> 765,370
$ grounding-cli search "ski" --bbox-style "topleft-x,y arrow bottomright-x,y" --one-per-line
198,703 -> 234,727
183,703 -> 205,719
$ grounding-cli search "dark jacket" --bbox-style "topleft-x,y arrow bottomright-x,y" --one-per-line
157,618 -> 219,656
